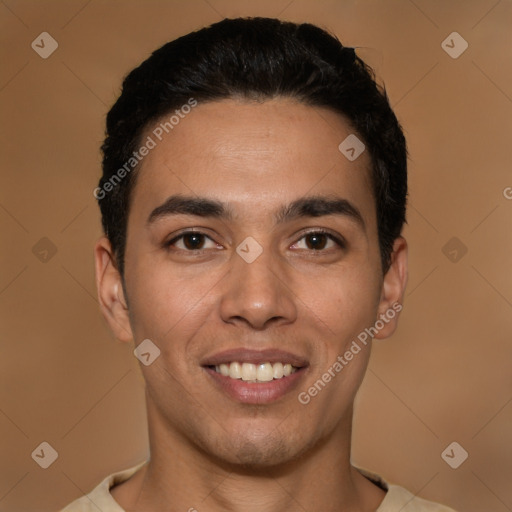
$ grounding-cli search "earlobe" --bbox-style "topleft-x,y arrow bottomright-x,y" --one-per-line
374,237 -> 408,340
94,236 -> 133,343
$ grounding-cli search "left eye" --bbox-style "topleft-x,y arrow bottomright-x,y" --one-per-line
291,232 -> 341,251
167,232 -> 219,251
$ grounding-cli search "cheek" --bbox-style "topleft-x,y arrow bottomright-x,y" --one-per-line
125,256 -> 224,343
297,270 -> 378,420
297,262 -> 381,341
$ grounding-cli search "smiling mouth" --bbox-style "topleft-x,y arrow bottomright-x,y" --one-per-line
208,362 -> 299,383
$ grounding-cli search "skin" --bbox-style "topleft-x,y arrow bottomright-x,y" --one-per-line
95,97 -> 408,512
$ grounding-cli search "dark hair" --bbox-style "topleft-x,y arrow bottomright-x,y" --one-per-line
98,17 -> 407,276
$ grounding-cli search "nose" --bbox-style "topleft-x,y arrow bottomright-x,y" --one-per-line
219,245 -> 297,330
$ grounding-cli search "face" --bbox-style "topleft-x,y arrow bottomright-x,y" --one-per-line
96,97 -> 407,468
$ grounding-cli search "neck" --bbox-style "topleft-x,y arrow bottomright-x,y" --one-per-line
111,398 -> 385,512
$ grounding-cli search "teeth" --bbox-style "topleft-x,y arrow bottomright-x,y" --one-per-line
272,362 -> 284,379
241,363 -> 257,381
214,361 -> 298,382
229,362 -> 242,379
256,363 -> 274,382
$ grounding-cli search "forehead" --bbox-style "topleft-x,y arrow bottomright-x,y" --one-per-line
129,97 -> 375,225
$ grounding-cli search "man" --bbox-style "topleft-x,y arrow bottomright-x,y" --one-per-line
62,17 -> 457,512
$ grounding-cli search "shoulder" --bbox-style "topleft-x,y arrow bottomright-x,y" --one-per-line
357,467 -> 458,512
59,462 -> 147,512
379,483 -> 458,512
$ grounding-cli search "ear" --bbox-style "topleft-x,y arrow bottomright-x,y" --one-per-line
374,236 -> 408,340
94,236 -> 133,343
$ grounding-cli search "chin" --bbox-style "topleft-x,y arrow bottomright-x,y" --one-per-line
204,427 -> 314,471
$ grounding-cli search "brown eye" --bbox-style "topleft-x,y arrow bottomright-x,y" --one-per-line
166,232 -> 219,251
291,231 -> 343,251
304,233 -> 329,250
182,233 -> 206,250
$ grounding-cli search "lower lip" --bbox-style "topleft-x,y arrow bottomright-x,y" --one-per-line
204,366 -> 307,404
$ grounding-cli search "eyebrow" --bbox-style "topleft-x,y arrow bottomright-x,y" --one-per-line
147,194 -> 365,231
147,195 -> 231,224
275,195 -> 365,230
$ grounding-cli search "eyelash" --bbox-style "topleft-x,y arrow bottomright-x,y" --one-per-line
292,229 -> 347,252
164,229 -> 346,253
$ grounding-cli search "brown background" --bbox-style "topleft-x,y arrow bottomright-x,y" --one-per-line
1,1 -> 511,511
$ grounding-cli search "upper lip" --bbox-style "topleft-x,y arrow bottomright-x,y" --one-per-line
201,348 -> 308,368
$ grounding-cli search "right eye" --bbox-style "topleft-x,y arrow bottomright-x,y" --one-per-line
165,231 -> 222,252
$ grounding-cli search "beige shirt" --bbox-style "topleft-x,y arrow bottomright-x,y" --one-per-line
60,462 -> 457,512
